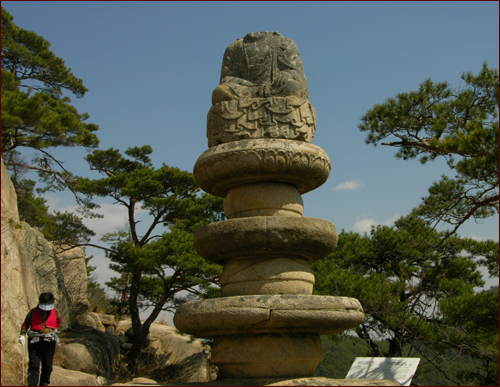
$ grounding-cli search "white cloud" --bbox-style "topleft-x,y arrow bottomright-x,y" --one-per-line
44,195 -> 149,239
467,235 -> 487,242
382,214 -> 401,226
334,180 -> 365,191
353,218 -> 377,234
82,202 -> 130,238
352,215 -> 400,234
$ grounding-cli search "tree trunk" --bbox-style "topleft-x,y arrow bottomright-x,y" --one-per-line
388,327 -> 404,357
356,324 -> 385,357
124,299 -> 170,373
124,274 -> 173,374
125,322 -> 152,373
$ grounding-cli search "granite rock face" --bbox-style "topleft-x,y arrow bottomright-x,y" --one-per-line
1,156 -> 19,222
58,246 -> 90,314
1,158 -> 90,385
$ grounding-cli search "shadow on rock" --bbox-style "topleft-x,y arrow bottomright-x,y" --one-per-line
57,326 -> 121,379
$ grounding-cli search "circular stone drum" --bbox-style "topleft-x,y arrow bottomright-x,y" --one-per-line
212,333 -> 324,378
193,216 -> 338,265
193,138 -> 331,197
174,295 -> 365,378
220,256 -> 315,296
173,295 -> 365,337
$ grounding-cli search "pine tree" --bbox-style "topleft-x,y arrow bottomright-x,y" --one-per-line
1,7 -> 99,202
313,216 -> 498,385
358,64 -> 499,240
73,145 -> 224,372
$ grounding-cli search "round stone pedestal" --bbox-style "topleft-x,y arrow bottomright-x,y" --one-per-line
193,216 -> 338,264
174,295 -> 365,378
175,101 -> 365,380
212,333 -> 323,378
174,295 -> 364,337
224,182 -> 304,218
193,138 -> 332,197
221,257 -> 314,296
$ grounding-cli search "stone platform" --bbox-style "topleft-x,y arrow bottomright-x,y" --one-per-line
164,377 -> 401,386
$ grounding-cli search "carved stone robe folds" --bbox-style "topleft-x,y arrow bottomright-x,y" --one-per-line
213,31 -> 309,103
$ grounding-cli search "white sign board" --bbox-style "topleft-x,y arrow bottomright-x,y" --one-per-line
345,357 -> 420,386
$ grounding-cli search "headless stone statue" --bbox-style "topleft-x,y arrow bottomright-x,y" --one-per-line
212,31 -> 309,104
208,32 -> 316,147
175,32 -> 370,383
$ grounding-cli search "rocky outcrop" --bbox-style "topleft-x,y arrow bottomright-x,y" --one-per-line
56,313 -> 213,384
1,156 -> 19,222
57,327 -> 121,379
50,366 -> 109,386
115,318 -> 213,383
1,158 -> 89,385
1,160 -> 90,333
58,246 -> 90,314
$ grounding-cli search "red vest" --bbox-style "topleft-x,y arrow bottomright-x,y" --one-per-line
31,307 -> 59,330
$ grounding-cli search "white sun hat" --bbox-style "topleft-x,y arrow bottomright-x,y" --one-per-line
38,303 -> 54,311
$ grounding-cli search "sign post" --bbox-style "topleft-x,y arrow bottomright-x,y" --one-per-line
345,357 -> 420,386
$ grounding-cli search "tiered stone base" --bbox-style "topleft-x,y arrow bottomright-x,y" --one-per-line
174,295 -> 364,378
174,132 -> 367,380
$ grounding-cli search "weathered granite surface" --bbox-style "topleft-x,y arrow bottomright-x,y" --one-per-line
193,216 -> 338,265
214,31 -> 309,102
2,158 -> 213,385
207,97 -> 316,146
1,158 -> 83,385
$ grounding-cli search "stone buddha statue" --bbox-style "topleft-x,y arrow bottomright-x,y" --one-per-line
207,32 -> 316,147
212,31 -> 309,104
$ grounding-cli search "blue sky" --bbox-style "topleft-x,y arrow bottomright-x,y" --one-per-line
3,1 -> 499,300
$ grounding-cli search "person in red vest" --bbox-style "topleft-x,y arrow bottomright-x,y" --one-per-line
19,292 -> 62,386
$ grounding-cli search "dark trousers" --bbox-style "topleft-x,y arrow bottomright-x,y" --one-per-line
27,339 -> 56,386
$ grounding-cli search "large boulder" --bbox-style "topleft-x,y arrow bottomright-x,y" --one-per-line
150,330 -> 212,383
57,246 -> 90,314
57,327 -> 120,379
59,343 -> 95,373
97,313 -> 118,328
50,366 -> 105,386
77,312 -> 107,332
116,319 -> 213,383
